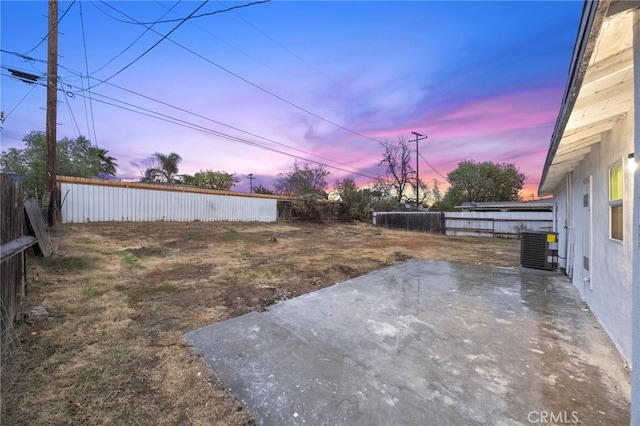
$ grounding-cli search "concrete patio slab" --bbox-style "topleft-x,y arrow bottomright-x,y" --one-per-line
185,259 -> 630,425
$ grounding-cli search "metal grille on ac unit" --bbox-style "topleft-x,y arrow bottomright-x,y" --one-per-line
520,231 -> 558,271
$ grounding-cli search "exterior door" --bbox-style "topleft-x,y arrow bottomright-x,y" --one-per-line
582,177 -> 592,289
566,173 -> 574,278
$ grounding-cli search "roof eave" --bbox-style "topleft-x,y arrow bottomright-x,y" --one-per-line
538,0 -> 609,196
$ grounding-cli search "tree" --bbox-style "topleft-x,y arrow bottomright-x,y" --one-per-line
377,138 -> 414,205
274,161 -> 329,198
0,131 -> 118,200
438,160 -> 525,210
88,147 -> 118,176
409,179 -> 431,208
431,179 -> 443,205
253,184 -> 273,195
335,177 -> 372,222
182,170 -> 239,191
142,152 -> 182,183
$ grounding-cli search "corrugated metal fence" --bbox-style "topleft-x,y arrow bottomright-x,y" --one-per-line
445,211 -> 553,237
374,211 -> 553,238
59,177 -> 277,223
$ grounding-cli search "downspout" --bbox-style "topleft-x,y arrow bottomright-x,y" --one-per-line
566,172 -> 574,278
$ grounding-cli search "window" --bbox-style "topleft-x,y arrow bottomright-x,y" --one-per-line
609,162 -> 623,241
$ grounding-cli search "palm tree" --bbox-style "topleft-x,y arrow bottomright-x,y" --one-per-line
145,152 -> 182,183
87,147 -> 118,176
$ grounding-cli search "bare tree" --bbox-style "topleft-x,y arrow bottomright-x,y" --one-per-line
409,179 -> 431,208
431,179 -> 443,204
377,138 -> 414,205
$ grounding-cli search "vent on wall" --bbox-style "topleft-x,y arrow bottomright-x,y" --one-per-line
520,231 -> 558,271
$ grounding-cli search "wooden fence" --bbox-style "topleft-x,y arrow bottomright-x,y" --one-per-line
1,174 -> 33,342
373,210 -> 553,238
372,211 -> 445,234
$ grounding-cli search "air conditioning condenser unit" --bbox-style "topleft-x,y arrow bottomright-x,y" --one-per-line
520,231 -> 558,271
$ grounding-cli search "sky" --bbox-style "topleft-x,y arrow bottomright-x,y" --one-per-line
0,0 -> 584,199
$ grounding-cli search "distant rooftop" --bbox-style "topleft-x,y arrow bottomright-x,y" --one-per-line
456,199 -> 554,212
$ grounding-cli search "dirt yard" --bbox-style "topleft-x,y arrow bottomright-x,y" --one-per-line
2,221 -> 520,425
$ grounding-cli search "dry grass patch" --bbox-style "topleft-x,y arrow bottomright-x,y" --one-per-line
2,221 -> 520,425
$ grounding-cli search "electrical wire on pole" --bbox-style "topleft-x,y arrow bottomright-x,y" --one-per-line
45,0 -> 60,224
411,131 -> 427,209
247,173 -> 255,193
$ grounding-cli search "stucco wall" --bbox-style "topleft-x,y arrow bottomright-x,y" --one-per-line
553,114 -> 635,364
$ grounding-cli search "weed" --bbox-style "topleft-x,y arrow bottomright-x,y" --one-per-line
115,250 -> 143,269
223,229 -> 240,241
155,284 -> 179,294
36,255 -> 95,272
125,246 -> 169,258
393,251 -> 414,262
85,286 -> 107,299
125,292 -> 140,305
186,229 -> 203,241
114,284 -> 142,305
63,305 -> 89,315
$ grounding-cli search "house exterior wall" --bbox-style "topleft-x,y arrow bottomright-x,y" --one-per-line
553,114 -> 635,363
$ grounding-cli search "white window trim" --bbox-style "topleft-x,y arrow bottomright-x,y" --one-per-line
608,161 -> 623,241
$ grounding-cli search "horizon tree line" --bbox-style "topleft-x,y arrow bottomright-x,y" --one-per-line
1,132 -> 526,211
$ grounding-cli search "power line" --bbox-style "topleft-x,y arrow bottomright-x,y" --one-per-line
92,1 -> 209,88
1,53 -> 84,90
90,78 -> 369,174
89,1 -> 183,76
77,87 -> 378,179
62,83 -> 82,137
419,151 -> 447,181
3,69 -> 380,180
221,0 -> 339,87
2,57 -> 377,178
78,1 -> 98,146
2,81 -> 39,124
65,82 -> 378,180
23,0 -> 77,55
1,49 -> 47,64
95,1 -> 385,146
56,57 -> 374,175
152,0 -> 283,77
117,0 -> 271,25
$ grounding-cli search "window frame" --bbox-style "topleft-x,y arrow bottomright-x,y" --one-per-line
608,161 -> 623,241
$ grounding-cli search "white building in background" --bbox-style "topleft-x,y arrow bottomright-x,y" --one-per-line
537,0 -> 640,421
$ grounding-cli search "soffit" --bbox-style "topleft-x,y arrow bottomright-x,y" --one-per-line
540,7 -> 635,194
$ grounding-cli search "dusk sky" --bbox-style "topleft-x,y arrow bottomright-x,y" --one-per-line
1,1 -> 584,198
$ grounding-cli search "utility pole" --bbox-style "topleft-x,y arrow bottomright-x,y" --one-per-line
411,131 -> 428,209
45,0 -> 59,223
247,173 -> 255,193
